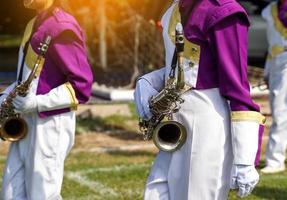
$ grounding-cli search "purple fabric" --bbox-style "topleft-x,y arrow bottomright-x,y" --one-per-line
181,0 -> 249,42
30,8 -> 93,118
255,124 -> 265,166
180,0 -> 258,111
210,15 -> 259,112
278,1 -> 287,27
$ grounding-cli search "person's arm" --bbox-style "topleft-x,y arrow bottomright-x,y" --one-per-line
209,14 -> 265,197
0,82 -> 17,103
36,31 -> 93,112
134,68 -> 166,119
13,32 -> 93,114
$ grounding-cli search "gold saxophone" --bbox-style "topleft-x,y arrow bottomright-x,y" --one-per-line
139,23 -> 187,152
0,36 -> 52,142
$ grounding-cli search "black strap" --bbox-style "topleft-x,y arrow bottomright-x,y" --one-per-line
169,50 -> 178,78
17,16 -> 41,84
17,40 -> 31,84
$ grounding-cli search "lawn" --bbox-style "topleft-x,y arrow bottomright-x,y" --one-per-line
0,101 -> 286,200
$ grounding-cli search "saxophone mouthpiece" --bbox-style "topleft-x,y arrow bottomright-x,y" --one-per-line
175,23 -> 184,53
176,23 -> 183,34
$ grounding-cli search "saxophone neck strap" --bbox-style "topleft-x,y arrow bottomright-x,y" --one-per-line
169,49 -> 178,79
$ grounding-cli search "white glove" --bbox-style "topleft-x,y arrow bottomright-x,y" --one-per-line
12,93 -> 38,114
230,165 -> 259,198
0,94 -> 8,105
134,79 -> 159,120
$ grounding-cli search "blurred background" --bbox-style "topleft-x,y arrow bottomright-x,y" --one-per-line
1,0 -> 286,200
0,0 -> 274,87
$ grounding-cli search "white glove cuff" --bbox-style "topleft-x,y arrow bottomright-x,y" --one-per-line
36,82 -> 78,112
231,111 -> 265,165
138,68 -> 165,92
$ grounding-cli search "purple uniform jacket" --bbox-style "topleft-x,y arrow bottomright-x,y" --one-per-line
30,8 -> 93,118
179,0 -> 264,165
279,0 -> 287,27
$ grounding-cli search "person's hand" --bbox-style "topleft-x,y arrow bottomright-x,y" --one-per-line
134,79 -> 159,120
0,94 -> 8,105
230,165 -> 259,198
12,93 -> 38,114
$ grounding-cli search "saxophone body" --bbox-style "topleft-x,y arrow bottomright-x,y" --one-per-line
139,23 -> 187,152
0,36 -> 51,142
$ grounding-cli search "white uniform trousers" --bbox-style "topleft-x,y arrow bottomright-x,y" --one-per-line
1,112 -> 75,200
265,55 -> 287,168
144,88 -> 234,200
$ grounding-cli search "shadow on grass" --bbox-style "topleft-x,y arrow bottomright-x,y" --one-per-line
253,187 -> 287,200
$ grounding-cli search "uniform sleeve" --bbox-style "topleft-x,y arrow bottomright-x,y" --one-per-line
36,31 -> 93,113
210,14 -> 265,165
138,67 -> 166,92
0,82 -> 17,103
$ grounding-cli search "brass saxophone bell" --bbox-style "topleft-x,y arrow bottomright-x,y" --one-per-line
0,117 -> 28,142
153,120 -> 187,152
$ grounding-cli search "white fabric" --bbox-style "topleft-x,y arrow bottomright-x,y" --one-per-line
231,121 -> 259,165
262,3 -> 287,77
134,79 -> 159,120
0,82 -> 17,104
138,67 -> 165,92
0,82 -> 17,96
13,92 -> 38,114
230,165 -> 259,198
145,181 -> 170,200
143,2 -> 235,200
36,84 -> 74,112
2,47 -> 75,200
144,88 -> 234,200
262,2 -> 287,168
161,3 -> 199,88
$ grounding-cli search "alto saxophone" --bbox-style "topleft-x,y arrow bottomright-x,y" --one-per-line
0,36 -> 52,142
139,23 -> 187,152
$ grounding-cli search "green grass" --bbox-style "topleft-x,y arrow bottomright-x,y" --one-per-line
76,103 -> 139,134
62,151 -> 154,200
63,153 -> 287,200
0,147 -> 287,199
0,104 -> 286,199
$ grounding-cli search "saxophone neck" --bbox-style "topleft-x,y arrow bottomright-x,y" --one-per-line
175,23 -> 185,90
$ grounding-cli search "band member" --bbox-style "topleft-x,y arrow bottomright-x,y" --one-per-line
0,0 -> 93,199
261,0 -> 287,174
134,0 -> 265,199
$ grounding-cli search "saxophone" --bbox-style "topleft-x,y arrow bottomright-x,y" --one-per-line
0,36 -> 52,142
139,23 -> 187,152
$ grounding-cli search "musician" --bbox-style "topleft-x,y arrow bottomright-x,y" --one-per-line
134,0 -> 265,199
261,0 -> 287,174
0,0 -> 93,199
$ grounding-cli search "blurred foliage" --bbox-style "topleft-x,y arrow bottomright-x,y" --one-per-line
68,0 -> 171,87
0,0 -> 172,86
0,35 -> 22,48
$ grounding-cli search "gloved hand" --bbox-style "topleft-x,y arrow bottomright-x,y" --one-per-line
12,93 -> 38,114
134,79 -> 159,120
230,165 -> 259,198
0,94 -> 8,105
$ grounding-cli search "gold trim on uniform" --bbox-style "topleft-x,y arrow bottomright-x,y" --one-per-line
271,4 -> 287,39
168,3 -> 201,65
267,44 -> 287,60
64,82 -> 79,110
231,111 -> 266,125
21,17 -> 36,48
25,44 -> 45,73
